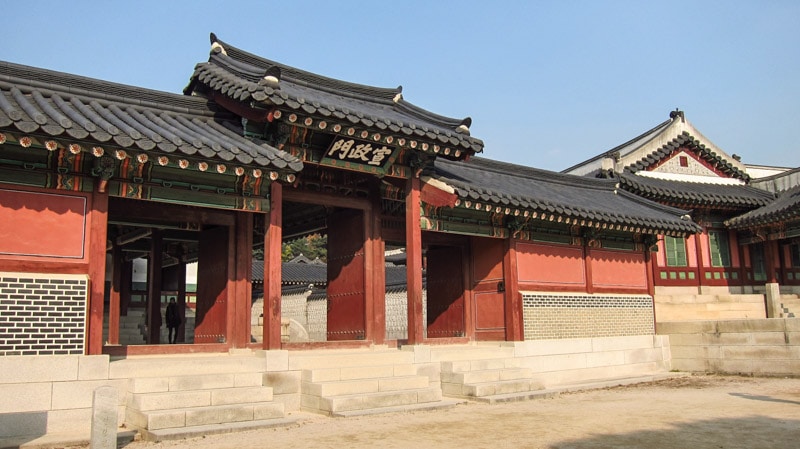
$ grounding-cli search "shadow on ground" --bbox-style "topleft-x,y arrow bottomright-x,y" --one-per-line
548,416 -> 800,449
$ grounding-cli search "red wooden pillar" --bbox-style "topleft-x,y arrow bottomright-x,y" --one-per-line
765,240 -> 779,284
645,246 -> 658,330
176,258 -> 187,344
107,245 -> 122,346
87,190 -> 109,355
120,259 -> 132,316
406,176 -> 424,344
645,248 -> 656,298
263,182 -> 283,349
584,245 -> 595,294
694,233 -> 705,287
367,185 -> 386,344
230,212 -> 253,347
503,239 -> 523,341
147,229 -> 163,344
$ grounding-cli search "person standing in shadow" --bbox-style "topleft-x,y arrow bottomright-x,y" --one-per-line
165,297 -> 181,344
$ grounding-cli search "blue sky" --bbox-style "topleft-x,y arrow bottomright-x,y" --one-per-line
2,1 -> 798,172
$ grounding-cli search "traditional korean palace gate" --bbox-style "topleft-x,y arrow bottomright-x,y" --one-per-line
0,34 -> 703,359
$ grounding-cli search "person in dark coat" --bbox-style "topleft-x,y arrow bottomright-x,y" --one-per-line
165,297 -> 181,344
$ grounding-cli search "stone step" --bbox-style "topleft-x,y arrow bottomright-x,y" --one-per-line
441,357 -> 522,373
103,321 -> 144,329
302,363 -> 417,382
129,386 -> 273,411
428,345 -> 515,362
138,417 -> 296,442
302,375 -> 429,397
127,401 -> 284,431
441,367 -> 532,385
289,349 -> 414,370
302,387 -> 442,415
442,378 -> 536,398
129,372 -> 263,394
109,354 -> 267,378
655,294 -> 765,304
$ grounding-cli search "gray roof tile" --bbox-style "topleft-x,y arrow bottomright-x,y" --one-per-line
617,174 -> 774,209
0,61 -> 303,173
726,184 -> 800,229
433,157 -> 701,236
185,34 -> 483,158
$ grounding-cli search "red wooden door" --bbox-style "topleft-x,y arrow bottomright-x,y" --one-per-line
471,237 -> 506,341
326,209 -> 366,341
194,225 -> 229,344
426,246 -> 466,338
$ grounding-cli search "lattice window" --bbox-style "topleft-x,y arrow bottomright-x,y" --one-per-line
751,244 -> 767,282
709,231 -> 731,267
664,236 -> 688,267
791,243 -> 800,268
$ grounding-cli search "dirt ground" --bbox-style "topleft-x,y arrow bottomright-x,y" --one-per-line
117,374 -> 800,449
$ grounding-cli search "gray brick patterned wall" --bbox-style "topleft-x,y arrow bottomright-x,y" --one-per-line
0,273 -> 88,355
522,292 -> 654,340
385,289 -> 427,340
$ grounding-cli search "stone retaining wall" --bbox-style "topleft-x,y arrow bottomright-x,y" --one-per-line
0,355 -> 123,438
657,318 -> 800,376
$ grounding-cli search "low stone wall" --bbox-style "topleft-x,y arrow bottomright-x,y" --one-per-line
0,355 -> 124,438
658,319 -> 800,376
654,291 -> 766,321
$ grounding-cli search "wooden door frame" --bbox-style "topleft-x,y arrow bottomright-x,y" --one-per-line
103,198 -> 236,355
421,231 -> 472,342
281,188 -> 384,346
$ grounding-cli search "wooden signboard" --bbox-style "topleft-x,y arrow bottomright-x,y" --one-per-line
320,137 -> 397,176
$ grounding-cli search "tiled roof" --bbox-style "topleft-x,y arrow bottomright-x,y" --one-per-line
561,118 -> 672,174
433,157 -> 701,236
622,131 -> 749,180
0,61 -> 302,172
725,184 -> 800,229
252,260 -> 412,291
385,265 -> 409,289
184,34 -> 484,158
252,260 -> 327,285
562,111 -> 749,181
617,174 -> 774,210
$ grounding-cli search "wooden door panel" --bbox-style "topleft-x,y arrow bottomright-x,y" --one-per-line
195,225 -> 229,344
474,291 -> 505,340
426,246 -> 465,338
471,238 -> 506,341
326,209 -> 366,340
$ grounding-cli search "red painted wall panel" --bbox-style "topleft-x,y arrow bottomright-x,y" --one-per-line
0,188 -> 87,259
515,242 -> 585,288
472,237 -> 504,281
590,249 -> 647,290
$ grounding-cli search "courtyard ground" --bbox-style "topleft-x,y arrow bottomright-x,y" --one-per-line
96,375 -> 800,448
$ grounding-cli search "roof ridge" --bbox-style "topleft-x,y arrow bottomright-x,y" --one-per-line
614,188 -> 694,216
464,157 -> 618,190
561,116 -> 673,173
213,35 -> 401,102
206,34 -> 474,131
394,99 -> 468,129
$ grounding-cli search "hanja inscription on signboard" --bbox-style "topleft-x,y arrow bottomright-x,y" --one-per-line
325,137 -> 394,167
